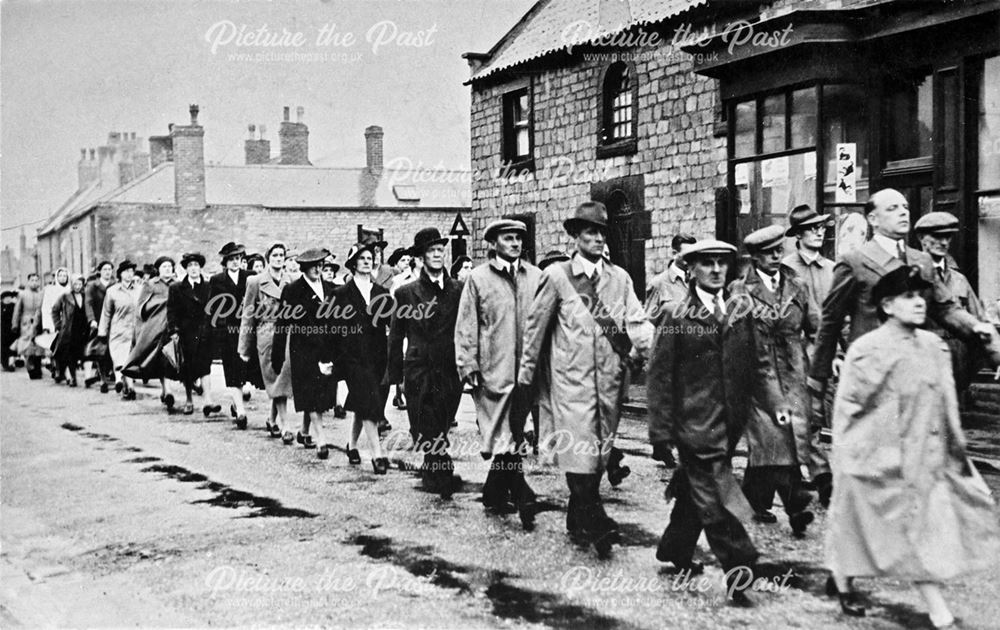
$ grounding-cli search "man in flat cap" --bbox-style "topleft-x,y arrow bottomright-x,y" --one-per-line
729,225 -> 816,537
810,188 -> 1000,420
386,227 -> 465,498
647,239 -> 785,606
519,201 -> 654,557
208,242 -> 251,429
914,211 -> 992,397
456,219 -> 542,530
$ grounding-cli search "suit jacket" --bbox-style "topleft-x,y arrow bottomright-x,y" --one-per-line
810,239 -> 999,380
385,270 -> 463,385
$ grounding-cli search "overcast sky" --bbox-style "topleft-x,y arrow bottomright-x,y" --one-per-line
0,0 -> 534,249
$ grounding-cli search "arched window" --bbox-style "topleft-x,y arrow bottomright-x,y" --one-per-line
598,62 -> 638,158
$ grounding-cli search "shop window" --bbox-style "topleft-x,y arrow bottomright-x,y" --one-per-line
885,71 -> 933,168
978,56 -> 1000,192
502,86 -> 533,172
790,88 -> 817,148
822,84 -> 870,207
761,94 -> 786,154
733,100 -> 757,158
597,62 -> 638,158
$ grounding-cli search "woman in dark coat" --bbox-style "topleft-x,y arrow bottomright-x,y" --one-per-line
333,243 -> 391,474
51,274 -> 88,386
167,253 -> 220,416
272,248 -> 337,459
124,257 -> 177,409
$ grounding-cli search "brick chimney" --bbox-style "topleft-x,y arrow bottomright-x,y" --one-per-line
77,148 -> 99,190
365,125 -> 383,173
244,124 -> 271,165
171,104 -> 206,210
278,105 -> 310,165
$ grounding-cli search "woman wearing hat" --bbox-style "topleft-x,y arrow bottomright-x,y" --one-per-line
825,265 -> 1000,626
272,247 -> 338,459
239,243 -> 294,440
208,242 -> 251,428
98,260 -> 144,399
245,253 -> 266,276
124,256 -> 178,409
51,274 -> 89,387
168,253 -> 220,416
332,242 -> 391,473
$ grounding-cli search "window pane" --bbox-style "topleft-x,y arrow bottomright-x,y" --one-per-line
734,152 -> 816,236
790,87 -> 817,148
887,72 -> 932,162
734,100 -> 756,158
516,127 -> 529,158
761,94 -> 786,153
822,84 -> 870,205
940,70 -> 959,188
980,56 -> 1000,190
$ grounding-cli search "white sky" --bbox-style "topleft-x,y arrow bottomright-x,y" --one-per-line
0,0 -> 535,249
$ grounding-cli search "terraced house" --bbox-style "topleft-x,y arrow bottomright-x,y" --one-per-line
464,0 -> 1000,311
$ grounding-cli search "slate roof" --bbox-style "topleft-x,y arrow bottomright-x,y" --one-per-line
470,0 -> 708,81
38,163 -> 471,237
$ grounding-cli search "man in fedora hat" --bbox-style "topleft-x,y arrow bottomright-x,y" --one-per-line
782,204 -> 835,312
519,201 -> 654,557
208,242 -> 252,429
728,226 -> 816,537
914,211 -> 991,396
168,252 -> 221,417
810,188 -> 1000,423
386,226 -> 464,498
647,238 -> 784,606
456,219 -> 541,530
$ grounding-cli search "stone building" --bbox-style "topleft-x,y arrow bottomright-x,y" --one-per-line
37,106 -> 470,276
464,0 -> 1000,307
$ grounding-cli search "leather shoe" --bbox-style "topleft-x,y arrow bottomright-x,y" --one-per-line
234,415 -> 248,430
317,445 -> 330,460
281,431 -> 295,445
372,458 -> 389,475
825,577 -> 865,617
115,382 -> 124,394
161,393 -> 175,410
346,445 -> 361,465
790,510 -> 814,537
182,402 -> 194,415
753,511 -> 778,524
99,382 -> 110,394
203,404 -> 221,417
302,435 -> 316,449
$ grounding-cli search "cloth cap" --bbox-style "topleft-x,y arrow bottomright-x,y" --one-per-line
913,211 -> 959,234
680,239 -> 738,263
483,219 -> 527,242
743,225 -> 786,253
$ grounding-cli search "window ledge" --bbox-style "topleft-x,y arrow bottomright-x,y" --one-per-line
882,156 -> 933,177
498,157 -> 535,177
596,138 -> 637,159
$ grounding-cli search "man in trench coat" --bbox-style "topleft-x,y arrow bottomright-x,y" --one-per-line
519,201 -> 653,557
728,226 -> 815,537
647,239 -> 784,607
455,219 -> 541,530
386,227 -> 465,498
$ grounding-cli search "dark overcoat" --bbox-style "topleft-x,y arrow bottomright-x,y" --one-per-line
647,288 -> 781,524
124,277 -> 176,380
331,279 -> 391,419
208,269 -> 251,387
272,276 -> 337,413
385,270 -> 463,443
167,277 -> 214,383
51,292 -> 88,364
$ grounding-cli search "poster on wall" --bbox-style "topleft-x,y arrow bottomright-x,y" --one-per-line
835,143 -> 857,202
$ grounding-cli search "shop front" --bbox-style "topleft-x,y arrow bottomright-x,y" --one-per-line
687,0 -> 1000,310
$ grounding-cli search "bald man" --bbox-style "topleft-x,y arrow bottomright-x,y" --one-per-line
809,188 -> 1000,396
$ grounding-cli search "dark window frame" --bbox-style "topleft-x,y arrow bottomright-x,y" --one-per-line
597,61 -> 638,159
501,80 -> 535,175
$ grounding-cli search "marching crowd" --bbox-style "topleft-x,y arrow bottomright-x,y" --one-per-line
5,186 -> 1000,626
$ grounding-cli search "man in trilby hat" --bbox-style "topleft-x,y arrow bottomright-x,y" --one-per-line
456,219 -> 542,530
208,242 -> 252,429
782,204 -> 835,311
519,201 -> 654,557
386,226 -> 464,498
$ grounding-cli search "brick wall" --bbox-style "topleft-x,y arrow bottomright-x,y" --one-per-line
58,203 -> 464,275
469,34 -> 725,276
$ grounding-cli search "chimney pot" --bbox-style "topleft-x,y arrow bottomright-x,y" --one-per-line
259,124 -> 267,136
296,106 -> 304,122
248,124 -> 256,138
365,125 -> 384,173
80,148 -> 87,159
283,106 -> 290,122
189,104 -> 200,124
89,148 -> 96,160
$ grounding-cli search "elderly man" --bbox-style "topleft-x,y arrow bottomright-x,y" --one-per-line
456,219 -> 542,530
519,201 -> 653,557
810,188 -> 1000,406
729,225 -> 816,537
648,239 -> 783,607
914,211 -> 991,397
386,227 -> 465,498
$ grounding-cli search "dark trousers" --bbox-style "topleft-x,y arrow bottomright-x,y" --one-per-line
482,453 -> 536,508
742,465 -> 812,516
565,473 -> 616,536
658,459 -> 758,572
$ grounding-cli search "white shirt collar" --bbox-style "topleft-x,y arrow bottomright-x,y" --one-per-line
667,262 -> 686,284
872,233 -> 904,258
798,248 -> 820,264
577,256 -> 603,279
354,275 -> 373,303
227,269 -> 240,283
755,267 -> 780,291
304,276 -> 324,300
694,285 -> 726,314
425,271 -> 445,289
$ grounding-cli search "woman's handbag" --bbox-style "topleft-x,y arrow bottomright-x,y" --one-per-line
161,336 -> 183,373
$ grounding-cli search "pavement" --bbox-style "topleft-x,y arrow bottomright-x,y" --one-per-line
3,366 -> 1000,629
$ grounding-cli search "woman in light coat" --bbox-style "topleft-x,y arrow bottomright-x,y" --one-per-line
239,243 -> 294,439
825,265 -> 1000,627
41,267 -> 70,380
99,260 -> 143,399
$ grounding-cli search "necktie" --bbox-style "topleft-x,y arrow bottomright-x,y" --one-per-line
590,269 -> 599,287
897,241 -> 908,263
713,295 -> 725,324
937,266 -> 946,282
